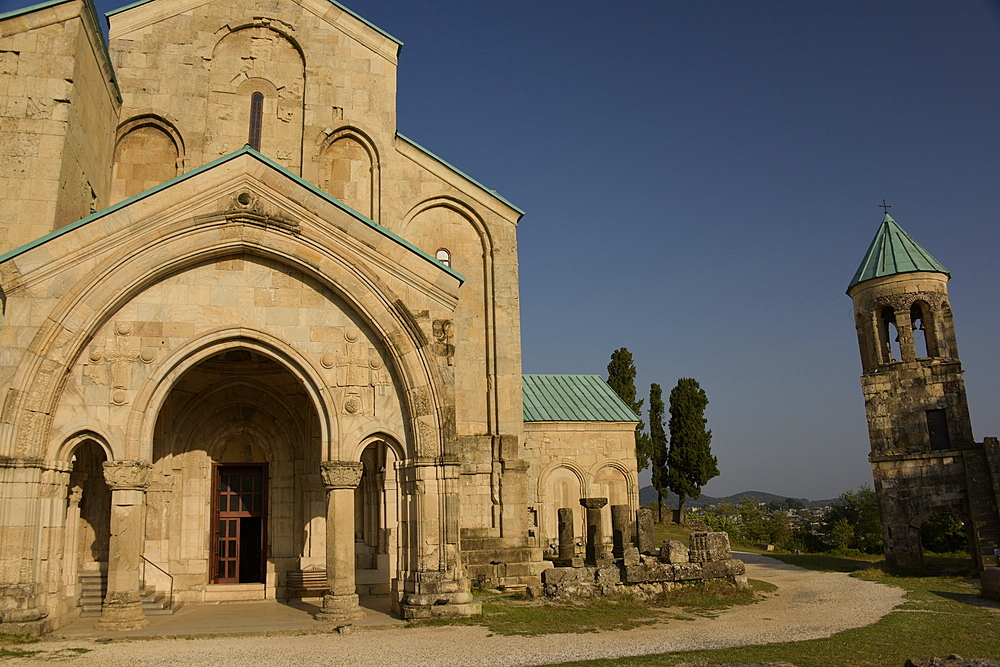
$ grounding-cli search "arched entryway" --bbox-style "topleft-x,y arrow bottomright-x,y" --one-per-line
146,347 -> 325,602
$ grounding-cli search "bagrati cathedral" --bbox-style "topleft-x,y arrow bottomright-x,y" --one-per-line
0,0 -> 640,632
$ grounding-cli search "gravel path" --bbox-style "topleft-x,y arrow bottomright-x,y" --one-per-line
22,554 -> 905,666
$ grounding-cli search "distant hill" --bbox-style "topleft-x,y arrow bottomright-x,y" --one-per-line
638,486 -> 837,509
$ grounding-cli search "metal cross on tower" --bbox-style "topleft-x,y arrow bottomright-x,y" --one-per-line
879,199 -> 891,214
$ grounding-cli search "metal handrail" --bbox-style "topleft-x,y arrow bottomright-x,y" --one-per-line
140,555 -> 173,611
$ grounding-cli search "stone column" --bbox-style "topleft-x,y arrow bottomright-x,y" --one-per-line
610,504 -> 633,558
557,508 -> 575,561
96,460 -> 152,631
636,507 -> 655,554
316,460 -> 365,622
580,497 -> 608,564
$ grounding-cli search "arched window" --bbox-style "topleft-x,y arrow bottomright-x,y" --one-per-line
435,248 -> 451,267
248,92 -> 264,151
910,301 -> 938,358
880,306 -> 900,363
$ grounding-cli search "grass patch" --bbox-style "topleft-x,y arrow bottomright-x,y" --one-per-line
534,569 -> 1000,667
652,519 -> 694,545
0,633 -> 42,660
767,552 -> 881,573
409,579 -> 769,636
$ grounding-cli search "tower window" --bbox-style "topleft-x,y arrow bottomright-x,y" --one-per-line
435,248 -> 451,267
926,409 -> 951,450
248,92 -> 264,151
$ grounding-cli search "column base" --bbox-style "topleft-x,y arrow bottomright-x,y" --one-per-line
314,593 -> 366,622
94,598 -> 149,631
397,601 -> 482,620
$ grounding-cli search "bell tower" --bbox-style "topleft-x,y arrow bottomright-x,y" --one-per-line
848,212 -> 973,456
848,211 -> 1000,570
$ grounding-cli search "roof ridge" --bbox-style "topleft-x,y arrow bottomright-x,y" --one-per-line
0,146 -> 465,283
847,213 -> 948,292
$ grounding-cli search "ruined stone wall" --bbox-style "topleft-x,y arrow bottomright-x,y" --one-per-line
523,421 -> 638,549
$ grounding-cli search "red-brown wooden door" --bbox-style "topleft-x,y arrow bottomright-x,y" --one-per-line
212,464 -> 267,584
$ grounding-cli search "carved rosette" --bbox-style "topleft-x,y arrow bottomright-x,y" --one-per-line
102,461 -> 153,491
320,461 -> 364,490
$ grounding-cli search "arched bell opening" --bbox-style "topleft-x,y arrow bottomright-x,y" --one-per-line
879,306 -> 901,363
147,347 -> 324,602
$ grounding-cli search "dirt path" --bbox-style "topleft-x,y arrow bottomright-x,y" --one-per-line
20,554 -> 905,666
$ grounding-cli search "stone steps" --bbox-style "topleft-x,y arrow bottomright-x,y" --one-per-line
77,570 -> 182,617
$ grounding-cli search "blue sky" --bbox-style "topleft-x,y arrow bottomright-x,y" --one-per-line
29,0 -> 1000,499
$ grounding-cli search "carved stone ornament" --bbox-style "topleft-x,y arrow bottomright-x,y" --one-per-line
320,460 -> 363,490
102,460 -> 154,491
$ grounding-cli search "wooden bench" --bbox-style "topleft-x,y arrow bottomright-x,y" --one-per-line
286,570 -> 328,595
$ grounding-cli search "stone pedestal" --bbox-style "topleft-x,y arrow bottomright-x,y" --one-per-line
95,461 -> 152,631
315,461 -> 366,622
580,497 -> 608,564
557,507 -> 575,561
610,504 -> 632,558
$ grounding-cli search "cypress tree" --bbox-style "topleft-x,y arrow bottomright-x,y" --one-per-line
607,348 -> 650,470
648,383 -> 669,522
666,378 -> 719,523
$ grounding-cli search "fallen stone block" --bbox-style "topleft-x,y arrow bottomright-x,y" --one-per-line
701,558 -> 746,578
672,562 -> 705,581
661,539 -> 689,564
981,568 -> 1000,600
689,531 -> 732,563
905,656 -> 1000,667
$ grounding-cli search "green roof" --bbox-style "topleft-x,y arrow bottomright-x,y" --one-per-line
0,146 -> 465,283
523,374 -> 640,422
847,213 -> 949,292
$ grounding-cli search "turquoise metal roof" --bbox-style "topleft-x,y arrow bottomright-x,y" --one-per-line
105,0 -> 403,48
523,374 -> 640,422
0,146 -> 465,283
847,213 -> 949,292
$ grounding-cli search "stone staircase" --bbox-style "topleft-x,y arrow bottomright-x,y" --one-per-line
963,448 -> 1000,571
77,570 -> 182,617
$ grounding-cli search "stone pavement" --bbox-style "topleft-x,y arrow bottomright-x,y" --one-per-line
51,596 -> 404,640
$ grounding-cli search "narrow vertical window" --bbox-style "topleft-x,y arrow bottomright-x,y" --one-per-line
248,92 -> 264,151
435,248 -> 451,267
926,409 -> 950,450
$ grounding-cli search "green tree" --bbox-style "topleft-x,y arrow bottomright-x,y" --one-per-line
666,378 -> 719,522
607,348 -> 650,470
824,485 -> 883,554
648,383 -> 669,522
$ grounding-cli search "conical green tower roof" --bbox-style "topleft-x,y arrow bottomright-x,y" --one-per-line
847,213 -> 949,292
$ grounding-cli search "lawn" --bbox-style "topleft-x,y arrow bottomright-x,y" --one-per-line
535,554 -> 1000,667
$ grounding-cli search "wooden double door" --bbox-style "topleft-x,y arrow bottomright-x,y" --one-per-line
212,464 -> 267,584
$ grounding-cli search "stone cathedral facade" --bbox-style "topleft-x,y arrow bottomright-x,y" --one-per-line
0,0 -> 639,633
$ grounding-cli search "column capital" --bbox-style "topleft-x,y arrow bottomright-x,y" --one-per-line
320,460 -> 363,490
580,497 -> 608,510
102,460 -> 153,491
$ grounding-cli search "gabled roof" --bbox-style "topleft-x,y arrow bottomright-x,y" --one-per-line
847,213 -> 949,292
0,146 -> 465,283
105,0 -> 402,47
522,374 -> 639,423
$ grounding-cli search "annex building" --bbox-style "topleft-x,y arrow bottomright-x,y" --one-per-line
0,0 -> 640,632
